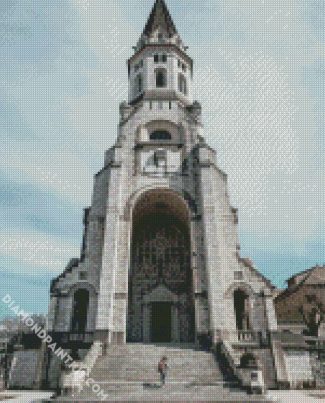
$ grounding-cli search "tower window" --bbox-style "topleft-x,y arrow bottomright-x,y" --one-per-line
161,54 -> 167,63
135,74 -> 143,94
134,60 -> 143,72
154,149 -> 167,167
178,73 -> 187,95
154,54 -> 159,63
156,69 -> 167,88
150,130 -> 172,141
79,271 -> 87,280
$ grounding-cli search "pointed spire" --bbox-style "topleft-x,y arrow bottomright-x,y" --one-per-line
143,0 -> 178,38
133,0 -> 188,54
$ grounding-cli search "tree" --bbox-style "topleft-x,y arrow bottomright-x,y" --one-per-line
299,294 -> 325,337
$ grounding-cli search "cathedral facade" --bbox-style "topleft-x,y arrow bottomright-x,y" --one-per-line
48,0 -> 278,352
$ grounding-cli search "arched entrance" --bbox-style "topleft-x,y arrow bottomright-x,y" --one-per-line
234,289 -> 250,331
127,189 -> 195,343
71,288 -> 89,333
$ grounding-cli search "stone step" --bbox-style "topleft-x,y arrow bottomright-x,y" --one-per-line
92,367 -> 221,377
53,382 -> 268,402
92,370 -> 222,376
91,375 -> 224,382
103,356 -> 216,362
104,351 -> 213,357
92,373 -> 223,379
102,349 -> 209,357
59,343 -> 261,401
92,345 -> 223,383
94,365 -> 220,370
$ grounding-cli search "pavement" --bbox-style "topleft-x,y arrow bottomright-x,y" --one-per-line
267,390 -> 325,402
1,389 -> 325,402
0,391 -> 54,403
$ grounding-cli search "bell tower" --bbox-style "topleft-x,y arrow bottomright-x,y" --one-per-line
128,0 -> 193,106
48,0 -> 278,351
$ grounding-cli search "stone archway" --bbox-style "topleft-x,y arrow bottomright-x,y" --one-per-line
234,289 -> 251,331
71,289 -> 89,333
127,189 -> 195,343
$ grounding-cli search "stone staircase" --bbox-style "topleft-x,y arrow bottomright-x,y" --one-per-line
92,343 -> 223,384
255,348 -> 277,389
53,343 -> 269,402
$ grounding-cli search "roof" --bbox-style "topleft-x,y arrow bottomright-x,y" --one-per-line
287,264 -> 325,283
275,265 -> 325,302
50,258 -> 79,293
272,331 -> 307,348
143,0 -> 178,37
239,257 -> 276,290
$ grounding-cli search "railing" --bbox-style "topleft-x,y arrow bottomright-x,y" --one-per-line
61,341 -> 103,395
68,333 -> 94,343
220,340 -> 240,369
220,341 -> 266,394
51,332 -> 94,344
229,331 -> 260,344
83,341 -> 103,376
304,336 -> 325,350
61,369 -> 87,394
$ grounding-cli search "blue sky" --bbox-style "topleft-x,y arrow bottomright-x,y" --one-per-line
0,0 -> 324,318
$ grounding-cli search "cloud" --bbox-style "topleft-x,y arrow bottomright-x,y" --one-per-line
0,230 -> 79,275
192,0 -> 324,250
0,172 -> 83,240
0,0 -> 323,289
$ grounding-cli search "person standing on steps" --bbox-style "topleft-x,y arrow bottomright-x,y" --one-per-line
158,356 -> 169,387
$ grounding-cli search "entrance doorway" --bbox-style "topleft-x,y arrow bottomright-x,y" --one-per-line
127,189 -> 195,343
71,288 -> 89,333
151,302 -> 172,342
234,289 -> 250,331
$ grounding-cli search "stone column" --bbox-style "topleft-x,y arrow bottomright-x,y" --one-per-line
56,294 -> 73,332
190,218 -> 206,338
95,162 -> 123,343
143,304 -> 151,343
172,304 -> 180,342
263,289 -> 278,331
198,155 -> 228,338
47,296 -> 58,332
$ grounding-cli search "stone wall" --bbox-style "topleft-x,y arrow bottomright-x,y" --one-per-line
8,350 -> 40,389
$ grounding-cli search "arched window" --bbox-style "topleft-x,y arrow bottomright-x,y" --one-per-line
135,74 -> 143,95
150,130 -> 172,141
234,289 -> 250,331
71,289 -> 89,333
178,73 -> 187,95
156,69 -> 167,88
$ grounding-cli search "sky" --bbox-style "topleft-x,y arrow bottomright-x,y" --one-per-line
0,0 -> 324,319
